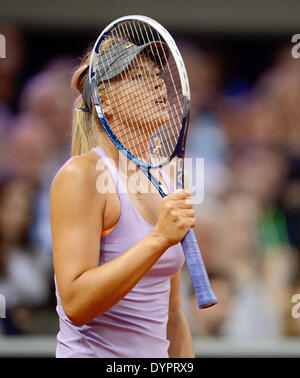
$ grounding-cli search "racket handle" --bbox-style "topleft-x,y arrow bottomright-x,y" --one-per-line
181,229 -> 218,309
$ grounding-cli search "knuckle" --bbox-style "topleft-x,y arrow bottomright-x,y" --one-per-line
165,202 -> 173,211
186,201 -> 193,208
178,219 -> 186,229
171,210 -> 178,220
164,201 -> 169,208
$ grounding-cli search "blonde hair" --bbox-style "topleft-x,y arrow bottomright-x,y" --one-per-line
70,37 -> 125,156
71,50 -> 103,156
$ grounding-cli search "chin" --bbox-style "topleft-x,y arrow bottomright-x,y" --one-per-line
152,112 -> 170,127
131,113 -> 170,133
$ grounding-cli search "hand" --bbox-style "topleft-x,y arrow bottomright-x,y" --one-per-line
152,189 -> 196,248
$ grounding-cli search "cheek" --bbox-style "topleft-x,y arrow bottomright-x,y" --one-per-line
112,82 -> 166,125
119,88 -> 145,117
113,85 -> 136,112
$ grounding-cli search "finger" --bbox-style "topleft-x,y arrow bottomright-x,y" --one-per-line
170,199 -> 193,209
168,189 -> 192,201
189,218 -> 196,228
176,216 -> 196,232
184,217 -> 196,229
177,209 -> 195,218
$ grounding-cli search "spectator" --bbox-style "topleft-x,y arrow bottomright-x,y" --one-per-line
0,24 -> 25,134
0,173 -> 51,334
17,59 -> 76,255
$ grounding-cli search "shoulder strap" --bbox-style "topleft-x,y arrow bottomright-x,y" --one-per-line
91,147 -> 127,195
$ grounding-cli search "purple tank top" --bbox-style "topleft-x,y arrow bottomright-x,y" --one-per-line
55,147 -> 185,358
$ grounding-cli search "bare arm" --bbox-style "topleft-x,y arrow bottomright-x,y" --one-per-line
50,155 -> 196,326
167,271 -> 195,358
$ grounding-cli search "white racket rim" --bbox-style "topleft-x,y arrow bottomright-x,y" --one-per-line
89,15 -> 191,169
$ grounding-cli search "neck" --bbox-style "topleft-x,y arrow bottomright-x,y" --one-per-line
95,132 -> 143,182
107,118 -> 159,164
96,132 -> 128,172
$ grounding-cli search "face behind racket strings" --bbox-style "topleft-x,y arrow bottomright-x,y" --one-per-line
85,15 -> 217,308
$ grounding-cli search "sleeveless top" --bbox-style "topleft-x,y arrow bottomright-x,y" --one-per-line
55,147 -> 185,358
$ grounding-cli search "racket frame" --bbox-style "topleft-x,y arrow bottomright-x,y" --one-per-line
89,15 -> 191,186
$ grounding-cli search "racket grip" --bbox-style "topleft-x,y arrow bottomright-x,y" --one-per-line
181,229 -> 218,309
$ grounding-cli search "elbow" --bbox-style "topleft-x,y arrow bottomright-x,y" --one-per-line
64,307 -> 85,327
59,282 -> 108,326
60,283 -> 91,326
63,301 -> 88,327
66,312 -> 86,327
63,299 -> 106,327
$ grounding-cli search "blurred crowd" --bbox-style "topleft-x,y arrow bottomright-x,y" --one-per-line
0,24 -> 299,339
181,40 -> 300,339
0,25 -> 74,334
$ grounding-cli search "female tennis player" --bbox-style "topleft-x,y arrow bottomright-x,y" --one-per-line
50,37 -> 195,358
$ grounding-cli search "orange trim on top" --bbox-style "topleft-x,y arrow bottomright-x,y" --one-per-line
101,223 -> 117,237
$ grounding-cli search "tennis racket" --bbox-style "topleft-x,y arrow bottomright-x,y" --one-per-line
83,15 -> 217,308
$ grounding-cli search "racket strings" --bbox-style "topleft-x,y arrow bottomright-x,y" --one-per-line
92,20 -> 183,164
104,78 -> 181,136
98,35 -> 138,153
112,25 -> 149,156
129,21 -> 180,162
109,25 -> 154,158
119,21 -> 171,161
113,22 -> 162,158
110,110 -> 181,153
102,21 -> 181,147
140,21 -> 182,149
94,68 -> 179,122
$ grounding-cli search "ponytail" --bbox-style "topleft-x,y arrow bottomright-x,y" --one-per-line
70,55 -> 103,156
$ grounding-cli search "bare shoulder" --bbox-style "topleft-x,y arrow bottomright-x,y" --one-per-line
50,150 -> 102,202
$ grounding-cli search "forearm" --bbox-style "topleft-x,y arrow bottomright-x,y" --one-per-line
167,307 -> 195,358
65,230 -> 168,326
